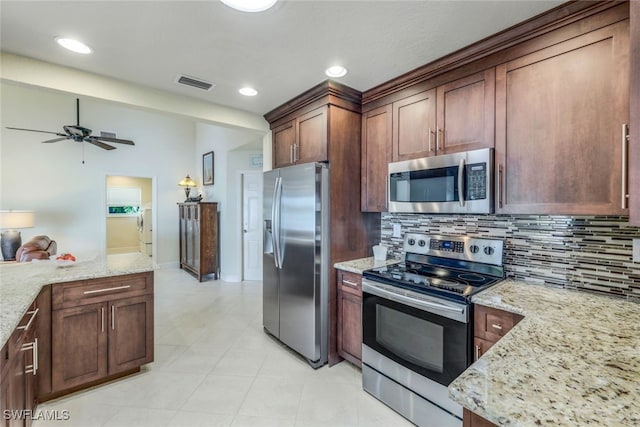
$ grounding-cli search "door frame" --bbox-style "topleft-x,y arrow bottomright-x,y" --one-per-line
237,170 -> 263,281
103,174 -> 157,262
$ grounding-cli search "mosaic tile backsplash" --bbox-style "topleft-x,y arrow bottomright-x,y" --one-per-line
381,214 -> 640,301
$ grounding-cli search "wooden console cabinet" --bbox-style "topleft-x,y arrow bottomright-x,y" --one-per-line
336,269 -> 363,367
464,304 -> 524,427
50,272 -> 153,394
178,202 -> 220,281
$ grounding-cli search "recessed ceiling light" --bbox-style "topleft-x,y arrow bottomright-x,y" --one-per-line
239,87 -> 258,97
55,37 -> 92,54
325,65 -> 347,78
221,0 -> 278,12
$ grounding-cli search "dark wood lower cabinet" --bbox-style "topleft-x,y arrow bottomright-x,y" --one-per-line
464,409 -> 496,427
336,270 -> 363,367
50,273 -> 154,395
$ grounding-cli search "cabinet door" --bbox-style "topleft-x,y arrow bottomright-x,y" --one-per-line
296,106 -> 327,164
273,120 -> 295,168
361,105 -> 392,212
463,408 -> 496,427
392,89 -> 436,161
179,205 -> 187,265
437,69 -> 495,154
337,290 -> 362,367
52,302 -> 107,392
108,295 -> 154,375
7,350 -> 26,427
192,205 -> 201,271
495,21 -> 629,215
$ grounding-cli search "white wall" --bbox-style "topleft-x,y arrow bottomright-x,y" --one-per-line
0,83 -> 194,265
195,123 -> 264,281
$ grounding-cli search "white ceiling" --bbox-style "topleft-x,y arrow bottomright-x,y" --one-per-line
0,0 -> 564,116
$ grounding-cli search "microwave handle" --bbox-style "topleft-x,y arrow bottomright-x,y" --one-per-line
458,158 -> 465,207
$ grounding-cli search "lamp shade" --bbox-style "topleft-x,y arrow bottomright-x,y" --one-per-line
0,211 -> 35,229
178,175 -> 197,188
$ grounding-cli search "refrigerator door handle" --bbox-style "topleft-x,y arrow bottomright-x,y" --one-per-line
273,176 -> 283,269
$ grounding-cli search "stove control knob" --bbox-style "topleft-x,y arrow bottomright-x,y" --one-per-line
469,245 -> 480,254
418,240 -> 426,247
408,238 -> 416,246
484,246 -> 495,256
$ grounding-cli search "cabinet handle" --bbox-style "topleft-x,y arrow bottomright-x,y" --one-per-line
491,323 -> 503,330
342,279 -> 360,288
16,308 -> 39,332
290,144 -> 294,164
498,164 -> 504,209
101,307 -> 105,333
22,338 -> 38,375
428,128 -> 434,152
111,305 -> 115,330
622,124 -> 629,209
293,144 -> 298,163
436,129 -> 442,152
83,285 -> 131,295
474,344 -> 480,361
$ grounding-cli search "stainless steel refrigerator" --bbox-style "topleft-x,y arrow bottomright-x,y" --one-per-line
263,162 -> 330,367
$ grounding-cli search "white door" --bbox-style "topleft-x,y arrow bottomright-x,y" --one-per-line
242,172 -> 263,281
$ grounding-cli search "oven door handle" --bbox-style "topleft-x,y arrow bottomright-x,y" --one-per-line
363,282 -> 467,321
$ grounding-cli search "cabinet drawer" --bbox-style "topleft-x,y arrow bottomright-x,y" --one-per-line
52,272 -> 153,309
337,270 -> 362,297
474,304 -> 523,342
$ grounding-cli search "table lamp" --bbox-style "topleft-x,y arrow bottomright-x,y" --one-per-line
0,210 -> 35,261
178,175 -> 197,201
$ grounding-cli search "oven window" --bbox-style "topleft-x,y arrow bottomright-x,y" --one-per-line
377,305 -> 444,372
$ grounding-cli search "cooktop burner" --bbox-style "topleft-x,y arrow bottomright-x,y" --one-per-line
363,234 -> 505,303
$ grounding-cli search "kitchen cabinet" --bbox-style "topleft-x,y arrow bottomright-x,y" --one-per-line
630,0 -> 640,226
466,304 -> 524,427
336,269 -> 362,367
179,202 -> 219,281
0,295 -> 41,427
495,19 -> 629,215
50,272 -> 153,393
361,105 -> 392,212
391,70 -> 495,162
271,106 -> 327,168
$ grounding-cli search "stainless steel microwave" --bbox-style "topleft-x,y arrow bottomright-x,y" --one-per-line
388,148 -> 494,214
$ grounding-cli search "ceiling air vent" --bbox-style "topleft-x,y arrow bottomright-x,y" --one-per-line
175,74 -> 215,91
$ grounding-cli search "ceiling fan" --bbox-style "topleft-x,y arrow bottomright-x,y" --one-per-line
6,98 -> 135,151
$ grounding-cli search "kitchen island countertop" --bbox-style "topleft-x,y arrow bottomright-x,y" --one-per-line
449,279 -> 640,426
0,253 -> 154,349
334,256 -> 401,275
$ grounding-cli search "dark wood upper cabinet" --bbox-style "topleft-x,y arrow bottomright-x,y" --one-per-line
392,89 -> 437,161
630,0 -> 639,226
272,120 -> 296,169
296,106 -> 328,164
437,68 -> 495,154
361,105 -> 392,212
495,20 -> 629,215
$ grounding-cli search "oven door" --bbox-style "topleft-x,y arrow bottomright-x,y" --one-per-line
388,147 -> 493,213
362,280 -> 471,387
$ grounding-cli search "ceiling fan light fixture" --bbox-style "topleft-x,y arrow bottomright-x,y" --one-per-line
221,0 -> 277,12
325,65 -> 347,78
55,37 -> 92,54
239,87 -> 258,97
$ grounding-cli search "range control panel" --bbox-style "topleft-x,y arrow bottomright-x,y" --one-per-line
403,233 -> 504,266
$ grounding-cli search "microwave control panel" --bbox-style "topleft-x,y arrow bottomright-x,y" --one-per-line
466,163 -> 487,200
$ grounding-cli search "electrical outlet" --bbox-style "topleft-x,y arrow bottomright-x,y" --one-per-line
392,223 -> 401,238
633,239 -> 640,263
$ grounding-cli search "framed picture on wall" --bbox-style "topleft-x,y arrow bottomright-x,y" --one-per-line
203,151 -> 214,185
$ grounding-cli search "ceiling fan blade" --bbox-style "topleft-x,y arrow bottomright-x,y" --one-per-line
6,127 -> 66,136
41,137 -> 69,144
85,138 -> 116,150
93,136 -> 135,145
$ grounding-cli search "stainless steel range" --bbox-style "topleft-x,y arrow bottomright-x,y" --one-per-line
361,233 -> 504,427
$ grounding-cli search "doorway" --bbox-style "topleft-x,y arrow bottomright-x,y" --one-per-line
105,175 -> 153,257
242,171 -> 262,281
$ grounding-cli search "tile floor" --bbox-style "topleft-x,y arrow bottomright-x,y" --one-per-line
34,267 -> 414,427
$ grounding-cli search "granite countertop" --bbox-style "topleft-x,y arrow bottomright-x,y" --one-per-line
449,279 -> 640,426
334,256 -> 401,274
0,253 -> 154,349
